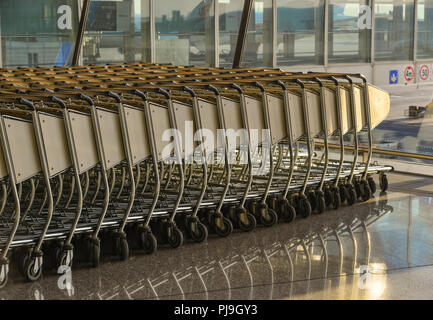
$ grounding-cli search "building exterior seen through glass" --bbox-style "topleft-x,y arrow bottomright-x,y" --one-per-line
374,0 -> 415,61
0,0 -> 78,68
0,0 -> 433,67
328,0 -> 371,63
276,0 -> 325,66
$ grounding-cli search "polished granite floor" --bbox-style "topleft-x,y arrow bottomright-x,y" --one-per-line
1,172 -> 433,300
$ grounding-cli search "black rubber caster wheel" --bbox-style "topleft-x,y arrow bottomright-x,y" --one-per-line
339,184 -> 347,203
346,184 -> 357,206
278,199 -> 296,223
324,187 -> 333,207
89,238 -> 100,268
258,204 -> 278,227
237,208 -> 256,232
56,245 -> 73,270
379,174 -> 388,192
267,196 -> 278,211
360,179 -> 372,202
354,181 -> 361,199
113,235 -> 129,261
368,176 -> 377,194
331,186 -> 341,210
214,216 -> 233,237
307,191 -> 317,212
23,252 -> 43,282
167,225 -> 184,249
138,228 -> 157,254
0,260 -> 8,289
190,220 -> 208,243
316,191 -> 326,214
296,195 -> 312,219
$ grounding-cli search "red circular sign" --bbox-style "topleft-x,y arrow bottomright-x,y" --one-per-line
404,66 -> 414,82
420,65 -> 430,81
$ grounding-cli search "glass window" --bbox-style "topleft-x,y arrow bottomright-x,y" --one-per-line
154,0 -> 215,66
328,0 -> 371,63
374,0 -> 414,61
83,0 -> 150,65
241,0 -> 273,68
218,0 -> 243,68
417,0 -> 433,59
276,0 -> 325,66
0,0 -> 78,68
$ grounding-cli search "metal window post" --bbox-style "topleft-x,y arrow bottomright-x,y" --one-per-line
214,0 -> 219,67
150,0 -> 155,63
272,0 -> 277,68
324,0 -> 329,67
72,0 -> 90,66
233,0 -> 254,68
371,0 -> 375,64
414,0 -> 418,62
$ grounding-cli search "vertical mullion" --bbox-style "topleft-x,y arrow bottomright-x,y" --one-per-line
324,0 -> 329,67
150,0 -> 155,63
214,0 -> 219,67
272,0 -> 277,68
414,0 -> 418,62
371,0 -> 375,64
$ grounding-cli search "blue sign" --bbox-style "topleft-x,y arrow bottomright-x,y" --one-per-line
389,70 -> 399,84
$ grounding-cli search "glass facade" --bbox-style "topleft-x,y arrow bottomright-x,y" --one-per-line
155,0 -> 215,66
374,0 -> 415,61
328,0 -> 371,63
0,0 -> 78,68
0,0 -> 432,68
276,0 -> 325,66
83,0 -> 150,65
417,0 -> 433,59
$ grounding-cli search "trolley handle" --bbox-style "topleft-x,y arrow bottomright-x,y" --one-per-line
105,91 -> 121,103
230,83 -> 243,94
155,88 -> 170,99
182,86 -> 196,98
274,80 -> 286,91
253,81 -> 265,92
132,89 -> 147,101
16,97 -> 35,111
76,93 -> 94,106
50,96 -> 67,109
206,85 -> 220,96
294,79 -> 305,89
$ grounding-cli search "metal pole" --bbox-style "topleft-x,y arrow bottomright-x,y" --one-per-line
72,0 -> 90,66
233,0 -> 254,68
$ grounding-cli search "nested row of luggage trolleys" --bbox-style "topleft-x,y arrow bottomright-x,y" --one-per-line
0,62 -> 392,288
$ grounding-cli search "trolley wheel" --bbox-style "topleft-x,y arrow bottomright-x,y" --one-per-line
214,216 -> 233,238
23,252 -> 43,282
57,247 -> 73,270
307,191 -> 317,212
368,176 -> 377,194
237,208 -> 256,232
354,180 -> 362,199
190,221 -> 208,243
324,187 -> 333,207
114,236 -> 129,261
346,184 -> 357,206
296,195 -> 312,219
89,238 -> 100,268
316,191 -> 326,214
139,229 -> 157,255
258,204 -> 278,227
0,260 -> 8,289
379,174 -> 389,192
330,187 -> 341,210
339,184 -> 347,203
167,225 -> 184,249
267,196 -> 278,211
360,179 -> 372,202
278,199 -> 296,223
